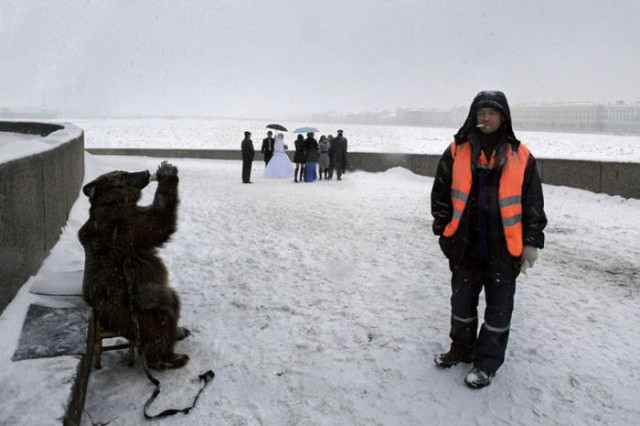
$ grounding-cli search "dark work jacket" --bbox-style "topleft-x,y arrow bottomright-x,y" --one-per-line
431,133 -> 547,264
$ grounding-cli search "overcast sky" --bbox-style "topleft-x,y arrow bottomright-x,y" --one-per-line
1,0 -> 639,118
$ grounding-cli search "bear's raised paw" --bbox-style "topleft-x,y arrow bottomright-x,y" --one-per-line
155,161 -> 178,181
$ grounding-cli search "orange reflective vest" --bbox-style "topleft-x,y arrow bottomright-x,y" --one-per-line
442,141 -> 530,257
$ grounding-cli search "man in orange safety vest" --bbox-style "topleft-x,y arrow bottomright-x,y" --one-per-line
431,91 -> 547,389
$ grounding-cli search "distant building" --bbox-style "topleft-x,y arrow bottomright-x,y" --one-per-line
600,104 -> 640,133
395,108 -> 452,127
393,103 -> 640,134
511,103 -> 602,132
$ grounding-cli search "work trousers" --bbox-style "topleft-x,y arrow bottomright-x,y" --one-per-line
448,258 -> 518,374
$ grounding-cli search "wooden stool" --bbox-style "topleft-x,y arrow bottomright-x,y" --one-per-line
94,318 -> 135,369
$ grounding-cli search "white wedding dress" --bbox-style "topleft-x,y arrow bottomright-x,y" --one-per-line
264,134 -> 294,179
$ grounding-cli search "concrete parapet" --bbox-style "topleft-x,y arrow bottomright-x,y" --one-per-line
345,152 -> 441,177
535,159 -> 640,199
87,147 -> 240,160
600,162 -> 640,200
536,159 -> 603,194
0,122 -> 85,313
0,121 -> 63,136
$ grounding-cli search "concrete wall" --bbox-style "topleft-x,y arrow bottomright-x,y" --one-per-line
0,122 -> 85,313
0,121 -> 64,136
87,147 -> 240,160
535,158 -> 640,199
86,148 -> 640,199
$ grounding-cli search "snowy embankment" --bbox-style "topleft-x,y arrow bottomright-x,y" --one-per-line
63,154 -> 640,425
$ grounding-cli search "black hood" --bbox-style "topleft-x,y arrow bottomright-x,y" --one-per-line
454,90 -> 519,145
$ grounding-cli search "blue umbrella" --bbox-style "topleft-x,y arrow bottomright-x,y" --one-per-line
293,126 -> 319,133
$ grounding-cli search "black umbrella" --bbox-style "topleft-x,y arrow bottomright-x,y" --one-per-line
266,123 -> 287,132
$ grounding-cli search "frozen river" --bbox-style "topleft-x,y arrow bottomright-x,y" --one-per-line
67,117 -> 640,162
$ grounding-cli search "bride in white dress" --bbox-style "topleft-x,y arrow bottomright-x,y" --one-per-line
264,133 -> 294,179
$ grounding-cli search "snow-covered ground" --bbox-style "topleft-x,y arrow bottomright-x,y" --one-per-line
1,119 -> 639,425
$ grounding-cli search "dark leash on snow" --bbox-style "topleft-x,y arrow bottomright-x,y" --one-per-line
124,266 -> 214,420
140,368 -> 214,420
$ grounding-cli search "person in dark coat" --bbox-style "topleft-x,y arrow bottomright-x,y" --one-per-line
326,134 -> 335,180
303,132 -> 319,182
331,130 -> 347,181
337,129 -> 348,175
293,134 -> 306,183
431,90 -> 547,389
261,131 -> 275,165
241,131 -> 255,184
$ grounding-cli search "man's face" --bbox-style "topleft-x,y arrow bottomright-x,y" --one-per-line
476,108 -> 503,134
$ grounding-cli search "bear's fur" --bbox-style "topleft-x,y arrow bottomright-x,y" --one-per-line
78,161 -> 189,370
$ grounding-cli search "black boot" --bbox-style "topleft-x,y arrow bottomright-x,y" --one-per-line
434,351 -> 473,368
465,367 -> 494,389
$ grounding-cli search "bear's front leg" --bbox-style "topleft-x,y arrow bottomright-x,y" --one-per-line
152,161 -> 179,213
132,161 -> 180,247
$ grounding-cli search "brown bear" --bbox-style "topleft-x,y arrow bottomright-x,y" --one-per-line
78,161 -> 189,370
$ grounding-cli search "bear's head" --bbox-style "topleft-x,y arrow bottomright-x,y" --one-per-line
83,169 -> 151,206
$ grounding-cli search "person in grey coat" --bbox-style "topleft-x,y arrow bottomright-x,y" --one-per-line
318,135 -> 331,180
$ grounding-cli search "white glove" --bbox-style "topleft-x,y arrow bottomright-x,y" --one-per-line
520,245 -> 538,274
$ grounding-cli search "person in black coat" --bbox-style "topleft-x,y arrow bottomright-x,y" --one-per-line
331,130 -> 348,181
431,91 -> 547,389
241,131 -> 255,184
303,132 -> 319,182
337,129 -> 348,175
293,134 -> 306,183
261,131 -> 275,165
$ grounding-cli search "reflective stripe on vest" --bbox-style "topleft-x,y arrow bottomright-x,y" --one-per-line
441,140 -> 530,257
